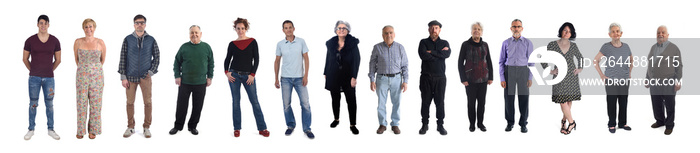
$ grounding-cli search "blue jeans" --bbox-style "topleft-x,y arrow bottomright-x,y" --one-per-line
376,75 -> 402,126
229,72 -> 267,131
28,76 -> 55,131
281,77 -> 312,132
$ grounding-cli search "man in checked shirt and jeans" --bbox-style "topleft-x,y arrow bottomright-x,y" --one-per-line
369,25 -> 409,135
118,14 -> 160,138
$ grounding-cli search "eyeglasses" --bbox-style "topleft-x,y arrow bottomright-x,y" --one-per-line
511,26 -> 522,28
336,27 -> 348,31
134,21 -> 146,25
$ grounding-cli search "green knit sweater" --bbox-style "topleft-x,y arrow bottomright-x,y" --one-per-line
173,41 -> 214,85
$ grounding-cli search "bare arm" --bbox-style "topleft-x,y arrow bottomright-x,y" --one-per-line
23,50 -> 31,71
99,39 -> 106,65
302,52 -> 310,86
274,55 -> 281,88
53,51 -> 61,70
593,51 -> 605,78
73,39 -> 80,64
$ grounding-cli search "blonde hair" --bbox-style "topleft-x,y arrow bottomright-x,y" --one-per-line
82,18 -> 96,29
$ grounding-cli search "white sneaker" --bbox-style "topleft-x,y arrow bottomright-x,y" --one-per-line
144,128 -> 152,138
24,130 -> 34,140
48,130 -> 61,140
123,128 -> 135,138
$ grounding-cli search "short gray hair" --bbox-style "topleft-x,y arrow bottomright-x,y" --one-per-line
335,20 -> 351,33
190,25 -> 201,31
512,19 -> 522,24
471,22 -> 483,30
382,25 -> 394,31
609,23 -> 621,33
658,25 -> 668,33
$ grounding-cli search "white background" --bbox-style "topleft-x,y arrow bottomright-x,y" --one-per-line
2,0 -> 697,152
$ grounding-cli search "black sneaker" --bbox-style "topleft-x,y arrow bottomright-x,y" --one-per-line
305,131 -> 315,139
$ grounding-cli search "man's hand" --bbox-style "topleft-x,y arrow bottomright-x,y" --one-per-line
527,80 -> 532,88
206,78 -> 212,87
370,82 -> 376,92
401,83 -> 408,93
501,81 -> 506,88
175,78 -> 181,86
122,80 -> 130,88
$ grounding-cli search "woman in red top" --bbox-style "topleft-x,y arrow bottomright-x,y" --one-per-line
223,18 -> 269,138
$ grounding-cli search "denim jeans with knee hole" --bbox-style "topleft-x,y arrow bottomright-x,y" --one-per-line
28,76 -> 55,131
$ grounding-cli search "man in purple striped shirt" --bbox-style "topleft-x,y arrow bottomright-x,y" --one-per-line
499,19 -> 533,133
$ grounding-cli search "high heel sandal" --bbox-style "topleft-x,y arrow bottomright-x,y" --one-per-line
565,121 -> 577,135
560,119 -> 567,134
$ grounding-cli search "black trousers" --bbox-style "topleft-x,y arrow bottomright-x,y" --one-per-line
174,83 -> 207,130
650,85 -> 676,129
331,88 -> 357,125
605,83 -> 629,127
420,74 -> 446,125
466,82 -> 487,127
504,66 -> 529,127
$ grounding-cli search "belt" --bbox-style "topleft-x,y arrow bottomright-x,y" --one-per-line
379,72 -> 401,77
232,70 -> 251,75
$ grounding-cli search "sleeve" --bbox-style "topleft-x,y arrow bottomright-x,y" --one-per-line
251,40 -> 260,75
527,40 -> 534,80
224,42 -> 233,73
149,39 -> 161,76
430,40 -> 451,58
118,38 -> 128,79
324,41 -> 332,76
400,44 -> 409,83
458,42 -> 468,82
173,46 -> 183,78
24,37 -> 32,51
207,45 -> 215,79
54,37 -> 61,51
418,40 -> 435,61
275,41 -> 282,56
485,43 -> 494,81
301,39 -> 309,54
352,45 -> 361,79
368,44 -> 379,82
499,40 -> 508,82
646,46 -> 653,79
673,45 -> 683,79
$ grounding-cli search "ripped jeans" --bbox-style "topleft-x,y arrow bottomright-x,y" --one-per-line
28,76 -> 55,131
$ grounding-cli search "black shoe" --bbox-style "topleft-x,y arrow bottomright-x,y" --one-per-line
305,130 -> 315,139
188,128 -> 199,135
169,128 -> 180,135
505,125 -> 513,132
350,126 -> 359,135
330,120 -> 339,128
478,124 -> 487,132
469,126 -> 476,132
285,128 -> 294,136
609,127 -> 616,133
651,123 -> 664,128
419,124 -> 429,135
620,125 -> 632,131
520,126 -> 528,133
437,125 -> 448,135
664,128 -> 673,135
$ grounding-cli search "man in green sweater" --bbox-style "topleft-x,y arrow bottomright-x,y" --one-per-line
169,25 -> 214,135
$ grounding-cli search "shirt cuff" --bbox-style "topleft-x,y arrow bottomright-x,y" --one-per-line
121,75 -> 127,80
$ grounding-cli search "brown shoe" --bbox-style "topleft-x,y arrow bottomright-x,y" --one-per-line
651,123 -> 664,128
376,125 -> 387,134
664,128 -> 673,135
391,126 -> 401,134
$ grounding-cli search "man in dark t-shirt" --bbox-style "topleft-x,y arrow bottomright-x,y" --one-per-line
22,15 -> 62,140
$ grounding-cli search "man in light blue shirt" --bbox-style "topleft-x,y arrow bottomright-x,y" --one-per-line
274,20 -> 314,139
369,25 -> 408,135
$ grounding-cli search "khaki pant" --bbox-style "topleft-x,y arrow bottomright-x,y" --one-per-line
126,77 -> 152,128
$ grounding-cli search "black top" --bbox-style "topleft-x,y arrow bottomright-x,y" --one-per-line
418,37 -> 451,76
224,38 -> 259,74
458,37 -> 493,83
324,34 -> 361,92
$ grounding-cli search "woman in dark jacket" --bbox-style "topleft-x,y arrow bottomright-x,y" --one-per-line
458,22 -> 493,132
324,20 -> 361,134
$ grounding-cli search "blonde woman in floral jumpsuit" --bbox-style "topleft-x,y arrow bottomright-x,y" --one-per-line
73,18 -> 106,139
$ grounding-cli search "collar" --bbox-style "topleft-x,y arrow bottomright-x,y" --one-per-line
656,41 -> 670,47
285,35 -> 296,43
132,31 -> 149,39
